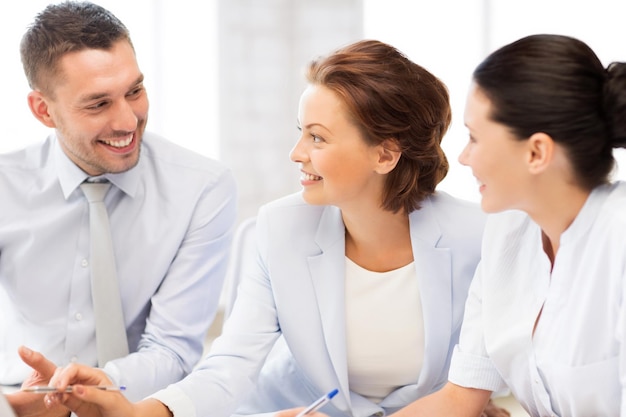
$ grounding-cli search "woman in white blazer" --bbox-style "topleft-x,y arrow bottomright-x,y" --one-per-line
226,189 -> 486,417
40,40 -> 506,417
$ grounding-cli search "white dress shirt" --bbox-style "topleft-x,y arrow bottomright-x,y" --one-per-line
0,132 -> 237,400
449,182 -> 626,417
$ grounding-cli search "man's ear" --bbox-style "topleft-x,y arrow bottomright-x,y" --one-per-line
375,138 -> 402,174
27,91 -> 56,128
526,132 -> 554,175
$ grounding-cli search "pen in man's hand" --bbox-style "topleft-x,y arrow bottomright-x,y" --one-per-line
295,388 -> 339,417
22,385 -> 126,393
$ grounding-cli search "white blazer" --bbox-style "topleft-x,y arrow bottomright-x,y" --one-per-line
169,191 -> 485,417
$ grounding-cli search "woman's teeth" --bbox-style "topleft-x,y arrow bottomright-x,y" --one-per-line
303,173 -> 322,181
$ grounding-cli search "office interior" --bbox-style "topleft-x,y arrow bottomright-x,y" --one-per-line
2,0 -> 625,223
2,1 -> 625,416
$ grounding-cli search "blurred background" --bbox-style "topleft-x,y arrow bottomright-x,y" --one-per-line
2,0 -> 625,223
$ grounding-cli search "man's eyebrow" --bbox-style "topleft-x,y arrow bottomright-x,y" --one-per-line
132,74 -> 145,87
78,74 -> 145,103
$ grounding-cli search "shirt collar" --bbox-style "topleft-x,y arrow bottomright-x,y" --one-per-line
53,133 -> 140,199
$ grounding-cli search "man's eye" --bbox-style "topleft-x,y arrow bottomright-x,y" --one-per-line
128,87 -> 143,97
87,101 -> 108,110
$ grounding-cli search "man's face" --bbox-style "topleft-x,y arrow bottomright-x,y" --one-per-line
30,40 -> 149,176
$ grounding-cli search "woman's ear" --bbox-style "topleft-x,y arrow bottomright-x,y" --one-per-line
27,91 -> 56,128
375,138 -> 402,174
526,132 -> 554,175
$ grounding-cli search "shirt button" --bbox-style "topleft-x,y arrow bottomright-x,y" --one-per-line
81,259 -> 89,268
75,313 -> 83,321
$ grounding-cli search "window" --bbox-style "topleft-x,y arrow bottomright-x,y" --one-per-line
0,0 -> 219,158
364,0 -> 626,202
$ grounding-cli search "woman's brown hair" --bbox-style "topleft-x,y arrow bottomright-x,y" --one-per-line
306,39 -> 451,213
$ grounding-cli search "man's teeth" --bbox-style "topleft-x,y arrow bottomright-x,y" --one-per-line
303,173 -> 322,181
102,135 -> 133,148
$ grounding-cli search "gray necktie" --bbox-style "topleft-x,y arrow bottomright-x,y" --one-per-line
80,181 -> 129,366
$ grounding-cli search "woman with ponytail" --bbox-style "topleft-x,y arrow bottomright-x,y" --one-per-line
380,34 -> 626,417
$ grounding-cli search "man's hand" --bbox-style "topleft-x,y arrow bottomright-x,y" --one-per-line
46,364 -> 169,417
45,363 -> 132,417
7,346 -> 69,417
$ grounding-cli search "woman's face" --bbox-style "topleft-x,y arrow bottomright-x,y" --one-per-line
290,84 -> 386,210
459,83 -> 530,213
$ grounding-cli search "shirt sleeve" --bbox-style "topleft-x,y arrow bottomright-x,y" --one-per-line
148,203 -> 282,417
447,262 -> 508,392
103,168 -> 238,401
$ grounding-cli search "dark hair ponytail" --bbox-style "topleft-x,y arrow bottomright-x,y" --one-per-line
603,62 -> 626,149
473,34 -> 622,189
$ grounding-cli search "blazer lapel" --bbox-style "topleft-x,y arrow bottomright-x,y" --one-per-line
307,206 -> 352,407
303,199 -> 454,408
409,198 -> 452,395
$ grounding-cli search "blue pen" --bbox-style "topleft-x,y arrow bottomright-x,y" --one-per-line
295,389 -> 339,417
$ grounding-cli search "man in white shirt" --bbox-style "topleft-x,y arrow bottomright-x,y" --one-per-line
0,2 -> 237,416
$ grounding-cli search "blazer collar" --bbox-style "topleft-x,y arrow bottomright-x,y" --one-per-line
307,206 -> 350,406
407,197 -> 453,397
306,198 -> 455,407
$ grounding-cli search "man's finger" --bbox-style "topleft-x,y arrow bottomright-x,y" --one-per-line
18,346 -> 58,378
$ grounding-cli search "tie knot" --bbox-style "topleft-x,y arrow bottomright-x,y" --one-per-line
80,181 -> 111,203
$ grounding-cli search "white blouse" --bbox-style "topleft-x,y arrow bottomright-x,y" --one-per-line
449,182 -> 626,417
344,257 -> 424,403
